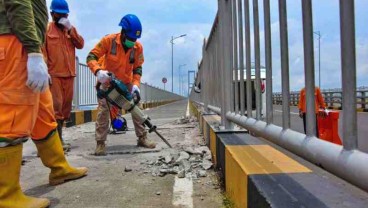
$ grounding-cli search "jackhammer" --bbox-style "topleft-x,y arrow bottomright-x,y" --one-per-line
97,75 -> 172,148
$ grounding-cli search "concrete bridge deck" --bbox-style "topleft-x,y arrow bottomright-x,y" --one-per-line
21,100 -> 222,208
19,100 -> 368,207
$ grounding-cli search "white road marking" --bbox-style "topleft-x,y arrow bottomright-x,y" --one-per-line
172,176 -> 194,208
275,110 -> 299,115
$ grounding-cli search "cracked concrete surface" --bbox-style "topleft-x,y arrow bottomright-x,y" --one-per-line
20,100 -> 224,208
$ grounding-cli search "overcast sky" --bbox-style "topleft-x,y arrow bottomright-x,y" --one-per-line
46,0 -> 368,93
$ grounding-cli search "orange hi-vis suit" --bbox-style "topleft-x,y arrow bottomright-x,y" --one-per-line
87,33 -> 146,143
298,87 -> 326,135
298,87 -> 326,113
0,35 -> 56,142
44,22 -> 84,121
0,1 -> 88,208
87,33 -> 143,87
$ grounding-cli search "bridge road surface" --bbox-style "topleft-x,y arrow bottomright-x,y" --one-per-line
272,105 -> 368,153
21,99 -> 223,208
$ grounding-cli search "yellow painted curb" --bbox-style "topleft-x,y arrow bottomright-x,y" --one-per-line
225,145 -> 311,208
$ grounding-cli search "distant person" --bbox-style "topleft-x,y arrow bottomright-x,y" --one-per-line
86,14 -> 156,156
298,87 -> 326,136
44,0 -> 84,151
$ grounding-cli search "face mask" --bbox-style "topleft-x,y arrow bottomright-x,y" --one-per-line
124,39 -> 135,48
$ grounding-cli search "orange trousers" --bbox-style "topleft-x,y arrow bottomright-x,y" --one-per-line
50,77 -> 74,120
0,35 -> 57,140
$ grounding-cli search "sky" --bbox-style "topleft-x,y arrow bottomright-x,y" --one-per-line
46,0 -> 368,93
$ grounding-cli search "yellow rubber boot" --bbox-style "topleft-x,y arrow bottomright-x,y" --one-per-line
34,131 -> 88,186
0,144 -> 50,208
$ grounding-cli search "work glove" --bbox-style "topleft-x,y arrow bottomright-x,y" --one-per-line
58,17 -> 72,30
131,85 -> 140,94
96,70 -> 110,83
319,108 -> 329,118
26,53 -> 50,93
324,109 -> 330,116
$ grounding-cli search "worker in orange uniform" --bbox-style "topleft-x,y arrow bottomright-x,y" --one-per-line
44,0 -> 84,151
298,87 -> 326,136
87,14 -> 156,156
0,1 -> 88,207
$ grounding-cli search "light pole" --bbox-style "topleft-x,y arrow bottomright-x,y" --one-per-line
171,34 -> 187,93
179,64 -> 186,95
314,31 -> 321,88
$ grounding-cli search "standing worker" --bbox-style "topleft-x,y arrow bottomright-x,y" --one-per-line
44,0 -> 84,151
0,1 -> 88,207
87,14 -> 156,156
298,87 -> 326,136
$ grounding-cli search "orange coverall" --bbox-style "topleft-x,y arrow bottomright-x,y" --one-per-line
88,33 -> 143,87
44,22 -> 84,120
298,87 -> 326,113
298,87 -> 326,135
0,35 -> 56,141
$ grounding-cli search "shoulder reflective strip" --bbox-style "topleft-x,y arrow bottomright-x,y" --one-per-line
129,48 -> 136,64
111,37 -> 117,55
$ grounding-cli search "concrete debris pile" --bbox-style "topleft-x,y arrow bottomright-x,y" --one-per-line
175,116 -> 198,125
142,146 -> 213,179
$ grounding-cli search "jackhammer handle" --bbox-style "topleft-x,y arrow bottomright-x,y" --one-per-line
133,91 -> 141,105
143,119 -> 155,132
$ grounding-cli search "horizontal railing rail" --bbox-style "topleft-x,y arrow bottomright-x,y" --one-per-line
273,90 -> 368,110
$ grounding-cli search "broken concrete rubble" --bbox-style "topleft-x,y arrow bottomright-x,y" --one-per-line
124,166 -> 132,172
177,169 -> 185,178
198,170 -> 207,177
175,151 -> 190,163
175,116 -> 198,125
143,146 -> 213,179
164,155 -> 173,164
132,115 -> 215,183
201,160 -> 213,170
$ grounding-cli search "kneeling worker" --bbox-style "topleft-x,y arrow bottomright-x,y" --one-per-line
87,14 -> 156,156
0,1 -> 88,208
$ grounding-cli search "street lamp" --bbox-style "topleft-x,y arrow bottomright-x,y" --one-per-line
179,64 -> 186,95
171,34 -> 187,93
314,31 -> 321,88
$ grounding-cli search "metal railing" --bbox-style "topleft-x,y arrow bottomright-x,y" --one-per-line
273,89 -> 368,110
73,57 -> 183,109
189,0 -> 368,192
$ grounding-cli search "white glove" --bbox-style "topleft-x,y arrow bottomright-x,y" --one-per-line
96,70 -> 110,83
131,85 -> 140,94
324,109 -> 330,116
26,53 -> 49,93
58,17 -> 72,30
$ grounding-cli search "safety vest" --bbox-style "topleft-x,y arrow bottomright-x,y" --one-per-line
110,36 -> 135,64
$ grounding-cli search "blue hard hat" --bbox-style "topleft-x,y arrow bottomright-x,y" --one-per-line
50,0 -> 70,14
119,14 -> 142,39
